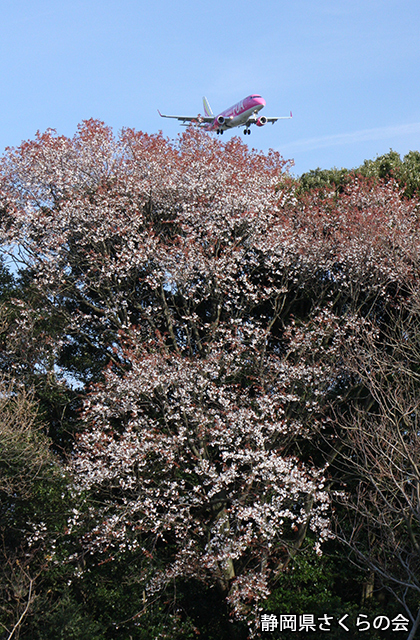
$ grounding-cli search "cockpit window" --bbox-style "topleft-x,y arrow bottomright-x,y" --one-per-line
250,95 -> 261,98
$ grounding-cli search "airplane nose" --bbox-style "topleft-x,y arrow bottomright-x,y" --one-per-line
256,97 -> 266,107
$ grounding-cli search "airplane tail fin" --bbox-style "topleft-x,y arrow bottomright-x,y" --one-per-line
202,96 -> 214,118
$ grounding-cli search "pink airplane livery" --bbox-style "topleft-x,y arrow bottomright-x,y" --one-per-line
158,95 -> 292,135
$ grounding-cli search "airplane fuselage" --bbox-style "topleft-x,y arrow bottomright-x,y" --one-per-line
206,95 -> 266,132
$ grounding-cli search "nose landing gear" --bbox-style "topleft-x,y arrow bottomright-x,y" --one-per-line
243,128 -> 251,135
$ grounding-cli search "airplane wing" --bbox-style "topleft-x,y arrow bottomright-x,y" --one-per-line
266,112 -> 293,123
157,110 -> 214,126
247,111 -> 293,125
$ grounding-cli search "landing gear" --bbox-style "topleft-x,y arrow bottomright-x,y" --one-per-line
243,128 -> 251,135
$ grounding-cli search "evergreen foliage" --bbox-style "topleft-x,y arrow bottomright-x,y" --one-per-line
299,148 -> 420,200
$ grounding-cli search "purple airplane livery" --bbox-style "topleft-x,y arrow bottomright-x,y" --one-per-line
158,95 -> 292,135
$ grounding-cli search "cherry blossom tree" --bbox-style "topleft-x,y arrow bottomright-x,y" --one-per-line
69,316 -> 337,625
0,122 -> 295,381
1,120 -> 420,633
1,121 -> 418,380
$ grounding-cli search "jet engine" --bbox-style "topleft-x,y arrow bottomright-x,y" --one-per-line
217,115 -> 226,125
256,116 -> 268,127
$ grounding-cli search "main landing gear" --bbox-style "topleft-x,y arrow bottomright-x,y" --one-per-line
243,128 -> 251,135
216,129 -> 224,134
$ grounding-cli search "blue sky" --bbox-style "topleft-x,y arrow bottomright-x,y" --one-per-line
1,0 -> 419,175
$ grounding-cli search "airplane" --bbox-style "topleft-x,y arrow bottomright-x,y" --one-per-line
158,95 -> 292,135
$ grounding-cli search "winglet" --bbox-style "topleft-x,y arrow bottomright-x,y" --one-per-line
290,111 -> 293,118
157,109 -> 163,117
